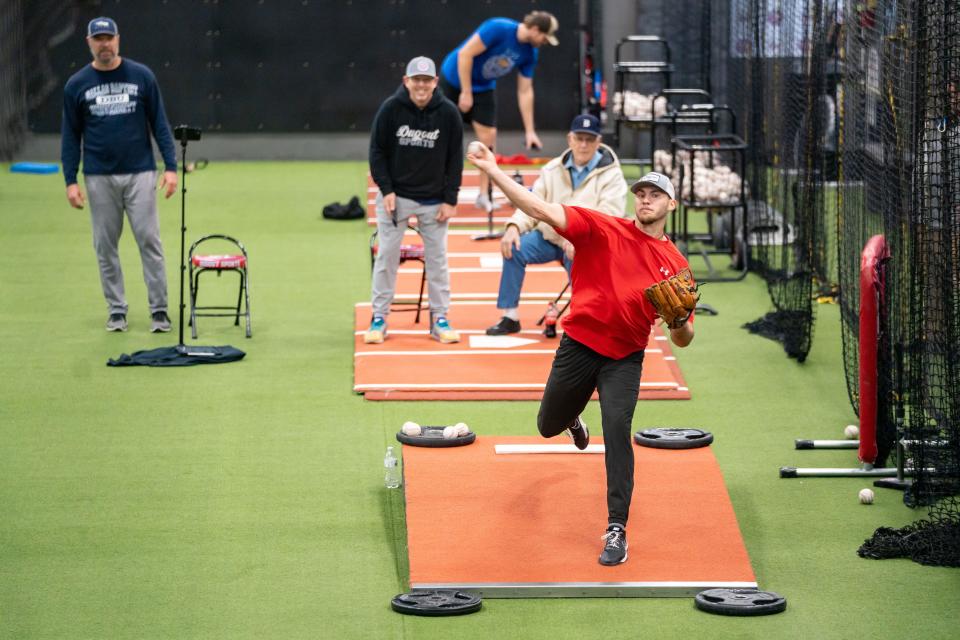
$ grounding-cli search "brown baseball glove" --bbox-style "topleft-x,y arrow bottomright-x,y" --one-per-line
644,268 -> 699,329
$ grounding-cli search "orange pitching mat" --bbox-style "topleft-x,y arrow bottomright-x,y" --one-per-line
402,436 -> 757,597
353,301 -> 690,401
366,170 -> 539,225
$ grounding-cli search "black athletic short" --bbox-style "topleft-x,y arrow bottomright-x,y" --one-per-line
439,77 -> 497,127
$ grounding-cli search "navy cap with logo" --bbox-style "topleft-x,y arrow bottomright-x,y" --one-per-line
87,17 -> 118,37
569,114 -> 601,137
631,171 -> 676,200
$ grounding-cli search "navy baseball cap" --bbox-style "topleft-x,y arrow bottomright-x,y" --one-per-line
569,114 -> 601,137
87,17 -> 118,37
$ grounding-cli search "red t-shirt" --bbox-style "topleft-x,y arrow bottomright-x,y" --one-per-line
557,205 -> 693,359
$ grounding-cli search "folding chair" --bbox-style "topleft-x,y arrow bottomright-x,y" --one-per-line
369,225 -> 427,323
188,234 -> 251,338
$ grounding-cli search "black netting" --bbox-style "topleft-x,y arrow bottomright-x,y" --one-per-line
0,0 -> 27,160
842,0 -> 960,566
724,0 -> 840,362
859,498 -> 960,567
1,1 -> 82,160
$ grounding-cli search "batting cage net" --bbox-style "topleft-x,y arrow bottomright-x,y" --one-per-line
841,0 -> 960,566
718,0 -> 842,362
0,1 -> 81,161
0,0 -> 27,161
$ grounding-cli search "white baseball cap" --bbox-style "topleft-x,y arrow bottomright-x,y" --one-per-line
631,172 -> 676,200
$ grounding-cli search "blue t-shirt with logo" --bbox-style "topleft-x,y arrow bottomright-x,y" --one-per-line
441,18 -> 539,93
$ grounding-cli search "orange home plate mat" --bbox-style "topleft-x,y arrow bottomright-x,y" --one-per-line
402,437 -> 756,597
353,302 -> 690,401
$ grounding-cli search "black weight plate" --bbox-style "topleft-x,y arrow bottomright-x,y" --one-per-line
391,590 -> 482,616
634,428 -> 714,449
694,588 -> 787,616
396,425 -> 476,448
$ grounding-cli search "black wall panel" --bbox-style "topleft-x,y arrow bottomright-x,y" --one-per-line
30,0 -> 579,134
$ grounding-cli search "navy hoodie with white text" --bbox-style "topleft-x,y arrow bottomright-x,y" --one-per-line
369,84 -> 463,205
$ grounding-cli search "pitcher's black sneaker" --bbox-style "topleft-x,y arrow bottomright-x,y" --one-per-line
565,416 -> 589,450
150,311 -> 172,333
485,316 -> 521,335
599,524 -> 628,566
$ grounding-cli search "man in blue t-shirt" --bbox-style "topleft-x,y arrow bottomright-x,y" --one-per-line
440,11 -> 559,212
61,17 -> 178,333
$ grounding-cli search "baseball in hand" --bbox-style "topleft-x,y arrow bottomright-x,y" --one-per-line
467,141 -> 485,156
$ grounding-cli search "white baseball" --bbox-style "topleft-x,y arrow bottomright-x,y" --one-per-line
401,421 -> 422,436
442,425 -> 458,439
844,424 -> 860,440
454,422 -> 470,437
859,488 -> 874,504
467,141 -> 485,156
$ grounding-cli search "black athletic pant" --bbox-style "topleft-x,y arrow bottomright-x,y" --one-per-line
537,334 -> 645,527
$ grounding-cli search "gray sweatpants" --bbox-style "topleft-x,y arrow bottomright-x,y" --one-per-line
85,171 -> 167,316
371,193 -> 451,319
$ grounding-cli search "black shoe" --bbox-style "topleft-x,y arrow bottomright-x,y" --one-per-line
565,416 -> 589,450
599,525 -> 628,566
486,316 -> 521,335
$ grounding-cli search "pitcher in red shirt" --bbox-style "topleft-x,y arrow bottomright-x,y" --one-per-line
469,142 -> 695,566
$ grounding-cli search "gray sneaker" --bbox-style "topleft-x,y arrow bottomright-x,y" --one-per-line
106,313 -> 128,332
150,311 -> 172,333
599,525 -> 628,566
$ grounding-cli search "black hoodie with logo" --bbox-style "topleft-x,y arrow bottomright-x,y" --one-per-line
369,84 -> 463,206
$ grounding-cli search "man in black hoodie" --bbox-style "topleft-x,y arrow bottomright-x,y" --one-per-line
367,56 -> 464,344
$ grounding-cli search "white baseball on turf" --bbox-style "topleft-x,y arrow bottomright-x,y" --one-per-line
442,425 -> 458,439
844,424 -> 859,439
401,421 -> 422,436
467,141 -> 484,156
859,488 -> 875,504
454,422 -> 469,437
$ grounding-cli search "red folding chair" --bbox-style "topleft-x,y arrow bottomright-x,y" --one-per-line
189,234 -> 251,339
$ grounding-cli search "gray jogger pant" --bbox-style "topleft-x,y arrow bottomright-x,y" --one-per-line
85,172 -> 168,316
371,193 -> 451,319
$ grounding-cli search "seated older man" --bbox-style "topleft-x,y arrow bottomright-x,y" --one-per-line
486,114 -> 628,335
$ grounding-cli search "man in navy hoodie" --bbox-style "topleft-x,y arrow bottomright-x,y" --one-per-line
61,17 -> 178,333
366,56 -> 464,344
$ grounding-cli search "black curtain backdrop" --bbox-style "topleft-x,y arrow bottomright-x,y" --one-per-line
30,0 -> 579,135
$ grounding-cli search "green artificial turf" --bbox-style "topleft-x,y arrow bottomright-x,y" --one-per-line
1,162 -> 957,639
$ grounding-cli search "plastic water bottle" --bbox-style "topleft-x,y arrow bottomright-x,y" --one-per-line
543,302 -> 559,338
384,446 -> 401,489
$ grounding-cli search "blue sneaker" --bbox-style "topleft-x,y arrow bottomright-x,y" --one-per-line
431,315 -> 460,344
364,316 -> 387,344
